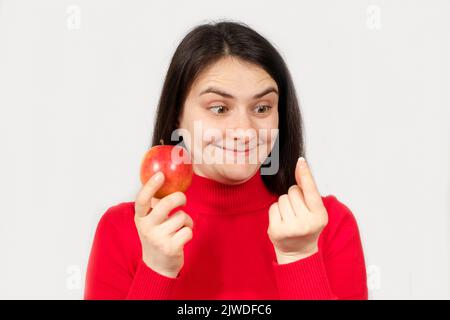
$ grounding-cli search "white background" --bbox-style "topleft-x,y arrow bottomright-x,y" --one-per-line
0,0 -> 448,299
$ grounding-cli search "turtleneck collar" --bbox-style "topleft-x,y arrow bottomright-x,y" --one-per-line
184,170 -> 278,215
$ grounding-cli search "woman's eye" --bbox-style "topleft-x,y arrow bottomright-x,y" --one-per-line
254,105 -> 272,114
209,105 -> 229,114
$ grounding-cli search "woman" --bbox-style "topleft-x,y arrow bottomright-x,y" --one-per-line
84,21 -> 368,300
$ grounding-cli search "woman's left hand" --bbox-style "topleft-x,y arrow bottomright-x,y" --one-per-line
267,157 -> 329,264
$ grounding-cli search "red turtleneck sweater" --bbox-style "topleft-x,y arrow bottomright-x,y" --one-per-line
84,171 -> 368,300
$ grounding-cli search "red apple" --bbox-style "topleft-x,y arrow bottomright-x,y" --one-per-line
140,141 -> 193,199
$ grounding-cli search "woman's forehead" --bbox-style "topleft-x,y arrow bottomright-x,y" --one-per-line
190,61 -> 278,99
197,57 -> 274,83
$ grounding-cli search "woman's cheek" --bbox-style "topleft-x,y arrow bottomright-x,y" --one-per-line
260,124 -> 278,150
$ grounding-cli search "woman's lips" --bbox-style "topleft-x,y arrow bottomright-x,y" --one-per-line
212,144 -> 254,155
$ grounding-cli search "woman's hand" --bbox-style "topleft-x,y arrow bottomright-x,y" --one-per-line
134,171 -> 194,278
267,157 -> 328,264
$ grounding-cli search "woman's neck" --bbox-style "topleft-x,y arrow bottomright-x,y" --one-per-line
184,168 -> 278,215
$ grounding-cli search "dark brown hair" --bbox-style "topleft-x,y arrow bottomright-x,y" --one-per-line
151,20 -> 305,195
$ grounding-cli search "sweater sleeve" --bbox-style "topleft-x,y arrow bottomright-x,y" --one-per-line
84,206 -> 178,300
272,196 -> 368,300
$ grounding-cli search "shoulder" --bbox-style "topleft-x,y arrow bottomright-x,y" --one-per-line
319,195 -> 362,246
91,201 -> 141,257
321,195 -> 358,227
88,202 -> 141,272
95,201 -> 136,233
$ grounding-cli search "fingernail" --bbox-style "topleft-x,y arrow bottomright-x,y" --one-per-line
298,157 -> 307,167
153,171 -> 164,182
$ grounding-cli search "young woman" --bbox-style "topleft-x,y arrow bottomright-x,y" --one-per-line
84,21 -> 368,300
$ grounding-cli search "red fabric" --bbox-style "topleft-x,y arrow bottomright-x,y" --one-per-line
85,170 -> 368,300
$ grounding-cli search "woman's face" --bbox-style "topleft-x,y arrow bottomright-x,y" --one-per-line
178,56 -> 279,185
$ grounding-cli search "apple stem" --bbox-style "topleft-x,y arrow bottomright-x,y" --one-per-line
160,139 -> 164,145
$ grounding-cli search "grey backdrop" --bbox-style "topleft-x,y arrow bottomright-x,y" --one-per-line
0,0 -> 449,299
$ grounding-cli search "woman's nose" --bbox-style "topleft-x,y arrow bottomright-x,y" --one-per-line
226,111 -> 256,142
230,108 -> 252,130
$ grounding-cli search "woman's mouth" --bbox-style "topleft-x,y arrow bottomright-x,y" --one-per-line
213,144 -> 253,155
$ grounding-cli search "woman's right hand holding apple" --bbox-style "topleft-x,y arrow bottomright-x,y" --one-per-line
134,171 -> 194,278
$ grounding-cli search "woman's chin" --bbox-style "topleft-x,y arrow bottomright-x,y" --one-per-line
217,163 -> 260,184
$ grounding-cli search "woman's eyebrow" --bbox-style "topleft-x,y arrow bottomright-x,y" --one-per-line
199,86 -> 279,99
